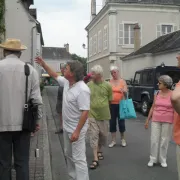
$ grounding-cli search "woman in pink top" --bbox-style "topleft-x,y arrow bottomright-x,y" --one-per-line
145,75 -> 174,168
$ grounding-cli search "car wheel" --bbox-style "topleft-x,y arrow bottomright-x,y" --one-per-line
141,97 -> 150,116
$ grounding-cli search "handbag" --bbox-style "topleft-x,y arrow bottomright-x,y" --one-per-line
22,63 -> 38,132
119,92 -> 137,120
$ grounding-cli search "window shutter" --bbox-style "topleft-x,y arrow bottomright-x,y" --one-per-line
174,25 -> 178,32
118,23 -> 123,45
140,24 -> 142,46
156,24 -> 161,38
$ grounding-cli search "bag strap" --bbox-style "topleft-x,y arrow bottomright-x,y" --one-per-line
156,90 -> 159,97
24,63 -> 30,105
120,79 -> 129,100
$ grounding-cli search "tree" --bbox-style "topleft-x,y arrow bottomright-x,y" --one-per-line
71,54 -> 87,75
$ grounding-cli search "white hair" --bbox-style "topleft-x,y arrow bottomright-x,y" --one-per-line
110,65 -> 119,72
91,65 -> 103,76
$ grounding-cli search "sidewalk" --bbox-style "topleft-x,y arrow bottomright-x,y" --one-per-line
12,94 -> 52,180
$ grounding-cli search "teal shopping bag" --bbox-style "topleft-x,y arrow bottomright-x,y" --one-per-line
119,94 -> 137,119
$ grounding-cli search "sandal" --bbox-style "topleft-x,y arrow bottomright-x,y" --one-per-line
97,152 -> 104,160
89,160 -> 99,169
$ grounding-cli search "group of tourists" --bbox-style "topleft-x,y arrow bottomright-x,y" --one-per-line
0,38 -> 180,180
35,52 -> 180,180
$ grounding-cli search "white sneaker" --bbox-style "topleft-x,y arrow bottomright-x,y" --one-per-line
109,141 -> 116,148
121,139 -> 127,147
148,160 -> 154,167
161,162 -> 167,168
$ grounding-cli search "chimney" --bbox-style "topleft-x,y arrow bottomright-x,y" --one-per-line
64,43 -> 69,53
134,23 -> 141,51
91,0 -> 96,20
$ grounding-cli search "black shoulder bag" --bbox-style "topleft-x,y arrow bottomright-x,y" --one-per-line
22,63 -> 38,132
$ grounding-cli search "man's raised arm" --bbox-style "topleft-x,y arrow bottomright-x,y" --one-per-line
35,57 -> 58,79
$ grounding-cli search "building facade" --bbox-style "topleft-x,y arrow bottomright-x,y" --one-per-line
1,0 -> 44,75
42,44 -> 71,74
86,0 -> 180,79
121,30 -> 180,80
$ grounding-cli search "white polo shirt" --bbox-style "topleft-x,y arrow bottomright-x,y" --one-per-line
56,76 -> 90,133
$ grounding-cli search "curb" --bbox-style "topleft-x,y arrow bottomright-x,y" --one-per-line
42,93 -> 53,180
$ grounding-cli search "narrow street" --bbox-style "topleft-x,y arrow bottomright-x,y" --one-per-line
46,86 -> 178,180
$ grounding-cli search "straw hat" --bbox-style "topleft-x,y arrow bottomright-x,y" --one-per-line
0,38 -> 27,51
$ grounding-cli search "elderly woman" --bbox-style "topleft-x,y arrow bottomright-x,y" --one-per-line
145,75 -> 174,168
109,65 -> 128,148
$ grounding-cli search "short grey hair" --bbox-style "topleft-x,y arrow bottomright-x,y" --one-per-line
91,65 -> 103,76
158,75 -> 173,89
110,65 -> 119,72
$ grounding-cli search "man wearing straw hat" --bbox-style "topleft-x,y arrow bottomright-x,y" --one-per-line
0,38 -> 43,180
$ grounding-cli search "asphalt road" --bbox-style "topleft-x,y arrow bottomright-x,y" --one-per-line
46,86 -> 178,180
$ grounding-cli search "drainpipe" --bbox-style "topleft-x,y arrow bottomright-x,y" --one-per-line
87,33 -> 89,73
31,26 -> 36,66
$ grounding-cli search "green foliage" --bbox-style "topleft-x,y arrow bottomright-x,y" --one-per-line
0,0 -> 5,42
71,54 -> 87,75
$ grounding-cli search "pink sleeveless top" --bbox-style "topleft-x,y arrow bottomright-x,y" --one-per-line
152,91 -> 174,124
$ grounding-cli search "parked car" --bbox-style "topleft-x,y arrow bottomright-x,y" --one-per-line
128,65 -> 180,116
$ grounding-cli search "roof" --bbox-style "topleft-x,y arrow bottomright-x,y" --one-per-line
36,22 -> 44,46
42,47 -> 71,60
122,30 -> 180,60
107,0 -> 180,5
29,9 -> 37,19
29,9 -> 44,45
22,0 -> 34,8
86,0 -> 180,30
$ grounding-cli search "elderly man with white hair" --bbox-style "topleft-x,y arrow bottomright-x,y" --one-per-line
88,65 -> 112,170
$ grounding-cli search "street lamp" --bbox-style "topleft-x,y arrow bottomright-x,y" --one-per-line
82,43 -> 89,74
82,43 -> 87,49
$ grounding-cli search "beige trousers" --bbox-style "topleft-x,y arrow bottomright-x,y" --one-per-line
63,130 -> 89,180
150,122 -> 172,163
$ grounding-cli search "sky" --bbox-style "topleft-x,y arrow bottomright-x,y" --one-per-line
31,0 -> 103,57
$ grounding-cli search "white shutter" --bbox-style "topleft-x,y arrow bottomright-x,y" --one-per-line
92,36 -> 94,55
156,24 -> 161,38
140,24 -> 142,46
174,25 -> 178,32
118,23 -> 123,45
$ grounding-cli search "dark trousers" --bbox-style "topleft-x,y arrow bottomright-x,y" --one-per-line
0,131 -> 30,180
110,104 -> 126,133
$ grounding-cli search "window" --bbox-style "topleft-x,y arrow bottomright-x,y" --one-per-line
157,24 -> 178,37
141,71 -> 153,85
60,63 -> 65,69
124,24 -> 134,45
98,30 -> 102,53
103,25 -> 108,50
93,34 -> 97,55
134,73 -> 141,84
89,38 -> 92,56
118,22 -> 142,46
162,25 -> 173,35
